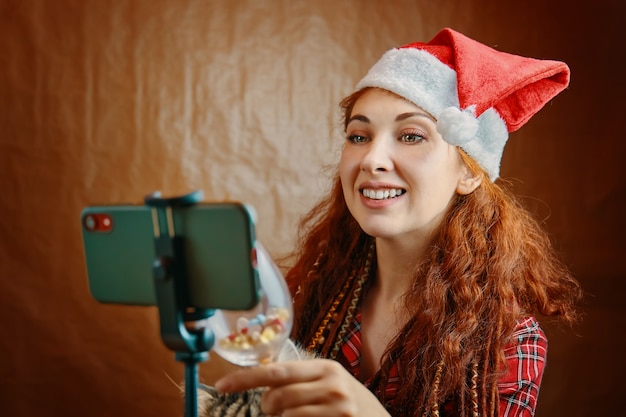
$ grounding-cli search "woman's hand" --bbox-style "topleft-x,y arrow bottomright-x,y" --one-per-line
214,358 -> 391,417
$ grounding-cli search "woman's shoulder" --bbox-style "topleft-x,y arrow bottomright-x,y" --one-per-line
511,316 -> 546,339
506,316 -> 548,356
498,318 -> 548,415
501,316 -> 548,385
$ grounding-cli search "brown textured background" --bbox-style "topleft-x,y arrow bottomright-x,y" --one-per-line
1,1 -> 624,416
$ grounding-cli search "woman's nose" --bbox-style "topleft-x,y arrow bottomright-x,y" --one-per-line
360,137 -> 394,173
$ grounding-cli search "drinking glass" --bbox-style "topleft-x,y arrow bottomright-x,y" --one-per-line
208,243 -> 293,366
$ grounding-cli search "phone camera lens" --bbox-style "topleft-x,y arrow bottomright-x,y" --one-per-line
84,215 -> 97,231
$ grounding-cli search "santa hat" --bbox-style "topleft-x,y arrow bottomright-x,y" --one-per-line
355,28 -> 570,180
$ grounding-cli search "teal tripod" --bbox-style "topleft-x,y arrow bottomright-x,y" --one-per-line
145,190 -> 213,417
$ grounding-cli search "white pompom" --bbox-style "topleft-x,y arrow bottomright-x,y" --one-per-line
436,106 -> 479,146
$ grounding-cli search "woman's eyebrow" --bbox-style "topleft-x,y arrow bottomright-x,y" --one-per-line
348,111 -> 434,125
347,114 -> 370,124
396,112 -> 435,122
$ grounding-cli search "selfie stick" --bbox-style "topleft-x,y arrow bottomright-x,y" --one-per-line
145,190 -> 214,417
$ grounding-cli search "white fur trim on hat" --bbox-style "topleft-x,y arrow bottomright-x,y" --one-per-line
356,48 -> 459,116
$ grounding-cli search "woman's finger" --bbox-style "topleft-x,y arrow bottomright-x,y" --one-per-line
214,359 -> 338,392
261,375 -> 349,413
276,403 -> 356,417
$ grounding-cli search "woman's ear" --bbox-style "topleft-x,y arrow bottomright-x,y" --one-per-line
456,164 -> 483,195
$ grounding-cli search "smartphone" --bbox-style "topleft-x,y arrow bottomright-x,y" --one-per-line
80,202 -> 260,311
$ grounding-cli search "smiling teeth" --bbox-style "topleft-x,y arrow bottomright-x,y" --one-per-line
362,188 -> 405,200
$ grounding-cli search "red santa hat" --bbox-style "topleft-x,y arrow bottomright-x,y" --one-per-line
355,28 -> 570,180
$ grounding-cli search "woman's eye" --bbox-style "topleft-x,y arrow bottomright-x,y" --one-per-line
347,134 -> 368,143
400,133 -> 425,143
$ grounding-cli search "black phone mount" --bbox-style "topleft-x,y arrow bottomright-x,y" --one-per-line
144,190 -> 213,417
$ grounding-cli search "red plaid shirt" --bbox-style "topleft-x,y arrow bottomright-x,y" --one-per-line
335,315 -> 547,417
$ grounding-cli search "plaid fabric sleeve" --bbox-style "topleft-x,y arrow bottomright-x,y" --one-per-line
498,317 -> 548,417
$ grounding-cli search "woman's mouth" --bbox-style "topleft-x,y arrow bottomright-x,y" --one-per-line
361,188 -> 406,200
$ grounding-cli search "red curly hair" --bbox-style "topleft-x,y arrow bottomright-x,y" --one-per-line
285,88 -> 582,417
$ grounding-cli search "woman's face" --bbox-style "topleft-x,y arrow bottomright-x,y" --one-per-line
339,88 -> 470,244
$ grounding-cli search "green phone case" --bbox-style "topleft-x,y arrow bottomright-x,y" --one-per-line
81,202 -> 260,311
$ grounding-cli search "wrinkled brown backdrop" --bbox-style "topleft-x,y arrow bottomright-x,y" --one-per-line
1,1 -> 624,416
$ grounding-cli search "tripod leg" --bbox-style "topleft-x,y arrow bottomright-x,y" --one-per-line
177,352 -> 209,417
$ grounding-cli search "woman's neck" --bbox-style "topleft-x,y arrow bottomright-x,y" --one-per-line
372,236 -> 428,302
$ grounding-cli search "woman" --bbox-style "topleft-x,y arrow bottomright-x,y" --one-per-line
214,28 -> 582,417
